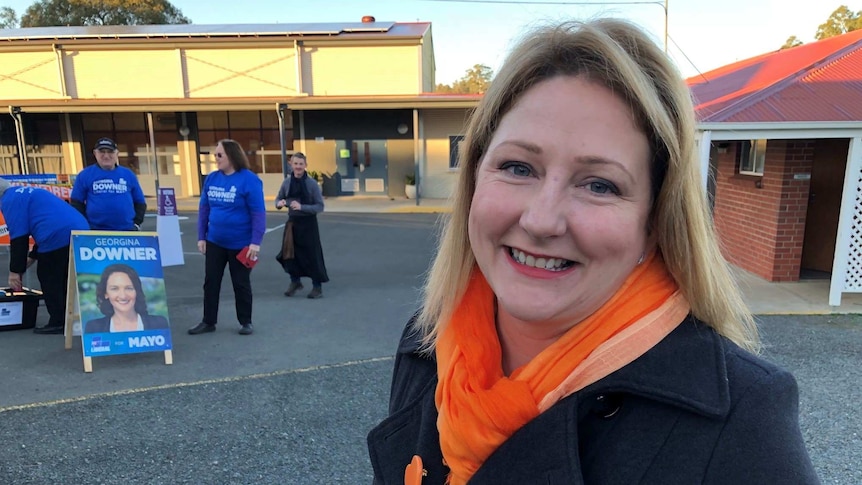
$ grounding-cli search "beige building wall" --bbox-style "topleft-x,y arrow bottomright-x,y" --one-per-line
177,139 -> 200,197
66,49 -> 183,99
2,42 -> 420,101
301,139 -> 339,177
60,114 -> 83,174
0,51 -> 62,98
184,47 -> 299,98
302,44 -> 421,95
421,30 -> 436,93
387,139 -> 416,198
260,174 -> 287,197
421,108 -> 472,199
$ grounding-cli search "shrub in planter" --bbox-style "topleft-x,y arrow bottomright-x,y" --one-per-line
405,173 -> 417,199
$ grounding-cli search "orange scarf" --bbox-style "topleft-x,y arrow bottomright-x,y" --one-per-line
434,252 -> 686,484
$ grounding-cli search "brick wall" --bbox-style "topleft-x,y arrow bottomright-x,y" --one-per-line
713,139 -> 814,281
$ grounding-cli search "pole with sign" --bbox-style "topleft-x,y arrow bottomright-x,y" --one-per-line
155,187 -> 184,267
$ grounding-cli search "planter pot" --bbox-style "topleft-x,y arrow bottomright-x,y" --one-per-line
405,184 -> 417,199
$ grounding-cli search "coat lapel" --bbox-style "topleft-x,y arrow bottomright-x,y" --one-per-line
581,315 -> 731,419
470,392 -> 586,484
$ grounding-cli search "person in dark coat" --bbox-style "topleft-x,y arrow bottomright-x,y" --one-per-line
84,264 -> 170,334
367,19 -> 820,485
275,152 -> 329,299
0,180 -> 90,335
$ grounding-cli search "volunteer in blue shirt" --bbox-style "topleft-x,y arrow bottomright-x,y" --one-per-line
71,137 -> 147,231
0,179 -> 90,334
189,139 -> 265,336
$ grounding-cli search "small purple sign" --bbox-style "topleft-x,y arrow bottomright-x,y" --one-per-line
158,187 -> 177,217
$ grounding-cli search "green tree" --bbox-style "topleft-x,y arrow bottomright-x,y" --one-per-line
436,64 -> 493,94
20,0 -> 190,27
815,5 -> 862,40
0,6 -> 18,28
435,82 -> 454,93
780,35 -> 803,50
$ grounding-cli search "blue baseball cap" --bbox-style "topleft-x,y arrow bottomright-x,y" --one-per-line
94,137 -> 118,151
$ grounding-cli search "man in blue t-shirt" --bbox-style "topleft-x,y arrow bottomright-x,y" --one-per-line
71,137 -> 147,231
0,179 -> 90,334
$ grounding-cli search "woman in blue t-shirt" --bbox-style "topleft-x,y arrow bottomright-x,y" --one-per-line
188,139 -> 265,336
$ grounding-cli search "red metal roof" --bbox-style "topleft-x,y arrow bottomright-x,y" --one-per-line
687,29 -> 862,123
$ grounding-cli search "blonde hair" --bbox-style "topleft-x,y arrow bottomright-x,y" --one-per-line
417,18 -> 759,353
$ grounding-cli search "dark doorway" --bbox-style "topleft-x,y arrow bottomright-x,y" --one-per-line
800,138 -> 849,276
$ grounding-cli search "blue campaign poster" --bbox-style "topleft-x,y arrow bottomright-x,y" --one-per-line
71,232 -> 173,358
0,173 -> 58,184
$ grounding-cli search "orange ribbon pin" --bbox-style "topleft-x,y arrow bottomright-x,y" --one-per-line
404,455 -> 426,485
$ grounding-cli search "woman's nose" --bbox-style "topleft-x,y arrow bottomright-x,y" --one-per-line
519,182 -> 567,239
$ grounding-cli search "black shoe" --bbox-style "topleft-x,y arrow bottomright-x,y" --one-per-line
239,323 -> 254,335
307,287 -> 323,299
284,282 -> 304,297
188,322 -> 215,335
33,325 -> 64,335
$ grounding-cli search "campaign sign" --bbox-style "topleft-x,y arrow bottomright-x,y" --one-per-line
156,187 -> 184,267
0,173 -> 58,184
158,187 -> 177,216
72,232 -> 172,358
0,210 -> 36,247
9,182 -> 72,201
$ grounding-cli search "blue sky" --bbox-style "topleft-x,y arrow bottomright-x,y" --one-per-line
2,0 -> 858,83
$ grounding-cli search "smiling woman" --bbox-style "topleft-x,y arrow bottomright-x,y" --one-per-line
84,264 -> 169,334
367,18 -> 820,485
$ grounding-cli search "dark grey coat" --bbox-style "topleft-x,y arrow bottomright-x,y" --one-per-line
274,175 -> 324,216
367,315 -> 820,484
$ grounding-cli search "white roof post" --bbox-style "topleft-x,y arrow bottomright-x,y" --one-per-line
697,130 -> 712,190
830,135 -> 862,306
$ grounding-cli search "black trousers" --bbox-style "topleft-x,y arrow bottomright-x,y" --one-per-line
202,241 -> 252,326
36,246 -> 71,328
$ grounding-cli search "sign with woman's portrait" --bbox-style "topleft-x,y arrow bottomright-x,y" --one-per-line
71,232 -> 172,358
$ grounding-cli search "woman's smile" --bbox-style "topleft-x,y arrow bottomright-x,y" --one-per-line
507,246 -> 575,272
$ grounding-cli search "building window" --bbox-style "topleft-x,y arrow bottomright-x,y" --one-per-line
738,139 -> 766,176
449,135 -> 465,169
198,110 -> 292,175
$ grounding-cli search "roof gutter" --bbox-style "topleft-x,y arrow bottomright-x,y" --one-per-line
6,96 -> 481,113
699,121 -> 862,140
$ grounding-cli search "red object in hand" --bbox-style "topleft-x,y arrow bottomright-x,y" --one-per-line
235,246 -> 258,269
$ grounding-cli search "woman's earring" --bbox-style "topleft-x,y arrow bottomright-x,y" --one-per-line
637,252 -> 645,265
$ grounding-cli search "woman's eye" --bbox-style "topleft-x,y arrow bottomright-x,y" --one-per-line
501,162 -> 532,177
588,181 -> 619,195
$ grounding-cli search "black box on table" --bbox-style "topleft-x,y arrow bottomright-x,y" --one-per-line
0,288 -> 43,331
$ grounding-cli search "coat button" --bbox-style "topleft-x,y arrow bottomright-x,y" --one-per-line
593,394 -> 622,419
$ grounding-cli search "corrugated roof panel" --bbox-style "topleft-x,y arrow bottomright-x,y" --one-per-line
721,85 -> 862,122
718,47 -> 862,123
0,21 -> 428,41
380,22 -> 430,37
688,29 -> 862,123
